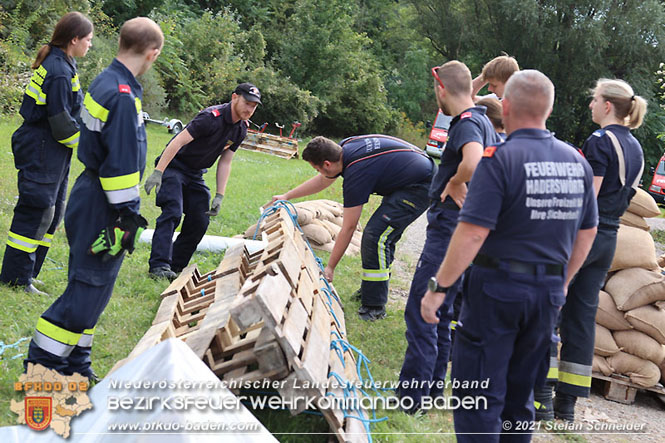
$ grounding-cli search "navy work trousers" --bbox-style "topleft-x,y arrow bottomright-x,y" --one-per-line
359,182 -> 430,308
557,227 -> 617,397
25,171 -> 125,376
1,125 -> 71,286
398,205 -> 462,406
452,264 -> 564,443
149,165 -> 211,272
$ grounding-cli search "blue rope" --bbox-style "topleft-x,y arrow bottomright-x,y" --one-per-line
0,338 -> 30,360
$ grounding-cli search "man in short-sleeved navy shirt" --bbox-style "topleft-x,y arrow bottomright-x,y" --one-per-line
144,83 -> 260,279
421,70 -> 598,441
398,60 -> 500,411
271,135 -> 434,320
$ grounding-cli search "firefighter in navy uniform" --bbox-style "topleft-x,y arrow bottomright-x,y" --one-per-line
0,12 -> 93,295
24,18 -> 163,380
421,70 -> 598,442
398,60 -> 500,411
545,79 -> 646,422
271,135 -> 435,320
144,83 -> 260,280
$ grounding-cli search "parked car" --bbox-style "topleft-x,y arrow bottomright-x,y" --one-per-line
648,153 -> 665,204
425,109 -> 452,158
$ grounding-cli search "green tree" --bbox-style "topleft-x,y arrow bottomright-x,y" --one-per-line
95,0 -> 166,27
276,0 -> 392,135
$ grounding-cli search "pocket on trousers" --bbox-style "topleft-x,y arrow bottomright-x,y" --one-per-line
549,287 -> 566,308
452,326 -> 485,383
482,280 -> 530,303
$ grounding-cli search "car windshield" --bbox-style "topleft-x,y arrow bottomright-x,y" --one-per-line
658,160 -> 665,175
434,111 -> 452,130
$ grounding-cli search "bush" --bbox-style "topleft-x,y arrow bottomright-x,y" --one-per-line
390,112 -> 428,148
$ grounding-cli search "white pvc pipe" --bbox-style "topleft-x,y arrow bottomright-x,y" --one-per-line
139,229 -> 266,255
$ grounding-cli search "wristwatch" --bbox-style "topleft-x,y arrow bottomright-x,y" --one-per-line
428,277 -> 451,293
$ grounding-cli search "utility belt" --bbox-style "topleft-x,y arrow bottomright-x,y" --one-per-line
474,253 -> 564,277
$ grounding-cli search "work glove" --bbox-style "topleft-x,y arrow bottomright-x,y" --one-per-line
206,193 -> 224,216
144,169 -> 163,195
89,213 -> 148,259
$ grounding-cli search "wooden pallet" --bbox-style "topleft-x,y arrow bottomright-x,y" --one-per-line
592,372 -> 665,404
231,217 -> 368,441
239,130 -> 299,159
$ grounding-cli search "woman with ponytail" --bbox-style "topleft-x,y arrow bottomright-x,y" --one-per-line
538,79 -> 646,421
0,12 -> 93,295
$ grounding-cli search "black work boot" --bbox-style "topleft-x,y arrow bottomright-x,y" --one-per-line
553,392 -> 577,422
358,305 -> 386,321
149,266 -> 177,281
534,385 -> 554,421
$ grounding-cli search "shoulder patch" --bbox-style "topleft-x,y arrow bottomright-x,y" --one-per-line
483,146 -> 497,158
118,84 -> 131,94
592,129 -> 604,137
461,111 -> 472,119
211,108 -> 221,117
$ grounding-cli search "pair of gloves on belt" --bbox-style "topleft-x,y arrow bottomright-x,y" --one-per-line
89,213 -> 147,260
144,169 -> 224,216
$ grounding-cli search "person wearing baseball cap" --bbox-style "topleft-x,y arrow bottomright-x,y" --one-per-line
144,82 -> 261,279
235,82 -> 262,104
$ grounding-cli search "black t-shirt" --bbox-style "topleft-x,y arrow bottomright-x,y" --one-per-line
173,102 -> 247,170
340,135 -> 434,207
429,106 -> 501,202
460,128 -> 598,264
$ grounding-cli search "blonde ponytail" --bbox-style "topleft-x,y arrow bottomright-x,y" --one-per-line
593,78 -> 647,129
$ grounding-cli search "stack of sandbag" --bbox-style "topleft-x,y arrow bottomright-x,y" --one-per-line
593,188 -> 665,387
244,200 -> 363,255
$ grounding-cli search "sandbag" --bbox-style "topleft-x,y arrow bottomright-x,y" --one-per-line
596,290 -> 633,330
607,351 -> 661,387
592,354 -> 614,377
332,215 -> 344,227
625,304 -> 665,344
304,202 -> 335,221
613,330 -> 665,365
315,241 -> 335,253
627,187 -> 660,218
295,207 -> 314,226
346,243 -> 360,256
609,225 -> 658,272
605,268 -> 665,311
318,199 -> 344,217
619,210 -> 650,231
301,222 -> 332,245
594,323 -> 621,357
318,219 -> 341,239
294,202 -> 321,218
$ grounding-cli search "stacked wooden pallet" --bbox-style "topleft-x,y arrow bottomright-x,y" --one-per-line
113,208 -> 370,442
239,130 -> 299,159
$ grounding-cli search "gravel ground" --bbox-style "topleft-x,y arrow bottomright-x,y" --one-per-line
390,211 -> 665,442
